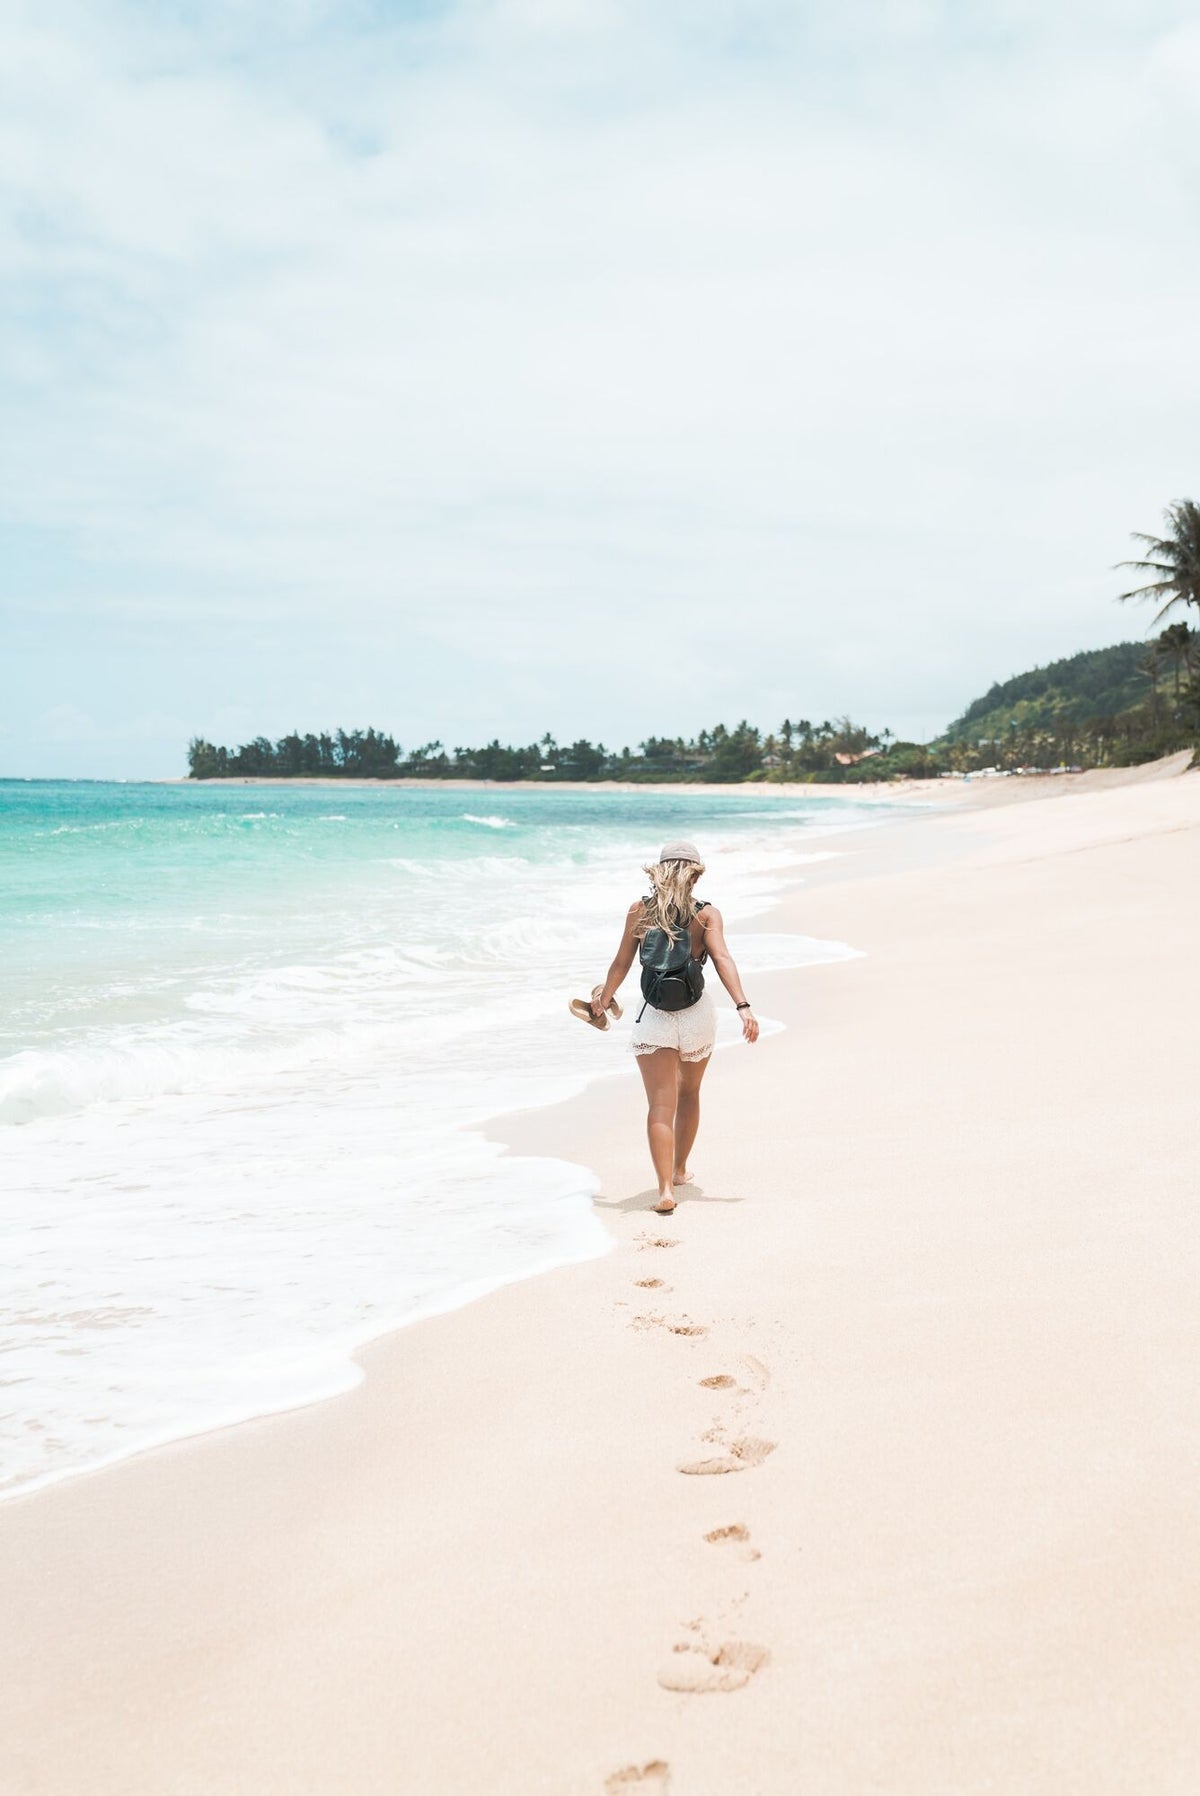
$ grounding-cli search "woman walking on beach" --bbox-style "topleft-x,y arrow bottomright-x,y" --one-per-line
587,842 -> 758,1214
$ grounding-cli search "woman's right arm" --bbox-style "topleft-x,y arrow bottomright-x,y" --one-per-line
591,901 -> 644,1015
701,906 -> 760,1043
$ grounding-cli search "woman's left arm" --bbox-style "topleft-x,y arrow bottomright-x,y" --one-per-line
591,901 -> 644,1015
701,906 -> 760,1043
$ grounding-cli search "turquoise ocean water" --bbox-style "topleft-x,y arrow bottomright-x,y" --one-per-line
1,780 -> 878,1498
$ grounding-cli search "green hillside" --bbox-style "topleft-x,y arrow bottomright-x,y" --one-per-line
941,642 -> 1149,743
187,638 -> 1194,784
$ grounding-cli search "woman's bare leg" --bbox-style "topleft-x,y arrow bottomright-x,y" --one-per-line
636,1048 -> 681,1209
673,1054 -> 710,1185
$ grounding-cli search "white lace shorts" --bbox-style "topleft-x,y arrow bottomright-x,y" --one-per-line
629,989 -> 717,1063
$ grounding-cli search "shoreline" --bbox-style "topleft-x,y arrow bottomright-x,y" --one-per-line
155,772 -> 953,799
1,803 -> 876,1510
24,759 -> 1189,804
3,755 -> 1198,1792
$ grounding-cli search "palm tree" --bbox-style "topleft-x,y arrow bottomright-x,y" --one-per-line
1117,499 -> 1200,624
1158,622 -> 1195,708
1139,642 -> 1165,732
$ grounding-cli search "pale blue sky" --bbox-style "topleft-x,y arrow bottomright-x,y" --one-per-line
3,0 -> 1198,776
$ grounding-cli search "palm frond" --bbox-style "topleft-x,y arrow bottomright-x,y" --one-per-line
1117,580 -> 1174,604
1115,558 -> 1173,577
1152,594 -> 1193,627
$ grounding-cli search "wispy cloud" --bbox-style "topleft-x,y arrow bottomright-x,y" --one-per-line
3,0 -> 1198,772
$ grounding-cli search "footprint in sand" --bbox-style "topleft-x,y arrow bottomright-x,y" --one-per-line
704,1523 -> 761,1563
630,1315 -> 708,1338
676,1437 -> 776,1476
635,1278 -> 667,1289
695,1362 -> 768,1394
741,1353 -> 770,1391
657,1640 -> 769,1695
636,1235 -> 680,1251
605,1761 -> 670,1793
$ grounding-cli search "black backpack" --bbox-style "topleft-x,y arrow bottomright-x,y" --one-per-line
637,901 -> 709,1021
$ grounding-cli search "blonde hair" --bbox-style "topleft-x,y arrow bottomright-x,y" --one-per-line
638,856 -> 705,941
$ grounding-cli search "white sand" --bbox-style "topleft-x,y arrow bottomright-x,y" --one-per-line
2,756 -> 1198,1794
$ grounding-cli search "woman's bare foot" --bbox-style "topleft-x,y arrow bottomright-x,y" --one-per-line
653,1191 -> 677,1214
673,1165 -> 694,1186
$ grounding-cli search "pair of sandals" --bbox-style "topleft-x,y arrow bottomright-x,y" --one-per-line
569,987 -> 623,1031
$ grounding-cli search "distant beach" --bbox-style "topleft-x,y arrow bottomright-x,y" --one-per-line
158,773 -> 956,796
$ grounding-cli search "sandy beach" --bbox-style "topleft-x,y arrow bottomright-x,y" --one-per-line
159,773 -> 959,798
3,755 -> 1198,1795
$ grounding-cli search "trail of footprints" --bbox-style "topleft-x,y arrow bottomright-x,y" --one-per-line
631,1231 -> 774,1699
603,1233 -> 776,1787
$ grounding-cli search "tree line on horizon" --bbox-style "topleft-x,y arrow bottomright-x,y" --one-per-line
186,717 -> 930,784
188,501 -> 1200,783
